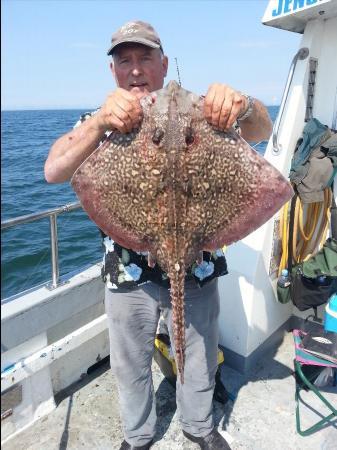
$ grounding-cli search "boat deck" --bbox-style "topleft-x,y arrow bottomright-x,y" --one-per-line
2,330 -> 336,450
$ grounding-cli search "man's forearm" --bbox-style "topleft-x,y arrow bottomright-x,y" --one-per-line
239,99 -> 273,143
44,116 -> 106,183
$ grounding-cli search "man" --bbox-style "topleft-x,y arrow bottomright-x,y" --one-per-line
45,21 -> 272,450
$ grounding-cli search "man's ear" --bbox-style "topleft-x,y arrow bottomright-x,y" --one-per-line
110,60 -> 115,77
162,55 -> 168,78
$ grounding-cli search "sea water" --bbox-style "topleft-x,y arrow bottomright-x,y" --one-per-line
1,106 -> 279,300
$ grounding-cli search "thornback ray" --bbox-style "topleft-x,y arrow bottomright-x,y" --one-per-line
71,80 -> 294,383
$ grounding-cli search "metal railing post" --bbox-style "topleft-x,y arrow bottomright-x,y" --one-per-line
49,214 -> 59,289
1,202 -> 83,297
272,47 -> 309,155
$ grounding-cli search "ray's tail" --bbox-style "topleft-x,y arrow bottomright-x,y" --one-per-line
168,261 -> 186,384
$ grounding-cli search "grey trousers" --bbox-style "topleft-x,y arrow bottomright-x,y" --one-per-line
105,278 -> 220,447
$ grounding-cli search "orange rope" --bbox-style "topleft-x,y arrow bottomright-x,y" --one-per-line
278,187 -> 332,273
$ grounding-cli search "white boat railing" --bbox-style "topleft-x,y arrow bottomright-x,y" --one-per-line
272,47 -> 309,155
1,201 -> 82,290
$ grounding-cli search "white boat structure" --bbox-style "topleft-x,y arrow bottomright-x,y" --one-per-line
2,1 -> 337,448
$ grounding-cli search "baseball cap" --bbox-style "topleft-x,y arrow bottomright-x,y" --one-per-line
107,20 -> 163,56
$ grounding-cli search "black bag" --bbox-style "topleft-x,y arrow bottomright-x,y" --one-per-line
290,264 -> 337,311
276,263 -> 337,310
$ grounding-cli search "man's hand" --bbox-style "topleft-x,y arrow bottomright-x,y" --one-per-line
93,88 -> 144,134
204,83 -> 247,130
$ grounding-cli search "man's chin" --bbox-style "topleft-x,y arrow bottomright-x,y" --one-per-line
130,86 -> 150,97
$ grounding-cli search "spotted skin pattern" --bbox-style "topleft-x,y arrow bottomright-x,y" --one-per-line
71,81 -> 293,382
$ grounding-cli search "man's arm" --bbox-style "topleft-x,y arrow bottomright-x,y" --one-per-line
203,83 -> 272,142
237,98 -> 273,142
44,118 -> 106,183
44,88 -> 143,183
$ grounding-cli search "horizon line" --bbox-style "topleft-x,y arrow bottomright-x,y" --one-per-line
2,104 -> 280,113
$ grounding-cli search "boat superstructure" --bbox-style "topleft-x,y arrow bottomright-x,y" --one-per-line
1,0 -> 337,444
217,0 -> 337,371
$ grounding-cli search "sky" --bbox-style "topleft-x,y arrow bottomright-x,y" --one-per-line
1,0 -> 301,110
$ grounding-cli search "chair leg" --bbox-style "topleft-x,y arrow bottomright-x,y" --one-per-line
295,361 -> 337,436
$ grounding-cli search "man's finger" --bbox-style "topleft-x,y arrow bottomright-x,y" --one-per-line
109,103 -> 133,132
215,90 -> 234,129
115,102 -> 134,129
211,90 -> 228,128
225,100 -> 242,129
118,89 -> 143,116
203,85 -> 217,122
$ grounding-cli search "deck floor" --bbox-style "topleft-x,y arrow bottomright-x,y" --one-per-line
2,331 -> 336,450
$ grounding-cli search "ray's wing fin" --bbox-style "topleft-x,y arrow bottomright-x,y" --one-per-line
71,121 -> 167,252
180,116 -> 293,251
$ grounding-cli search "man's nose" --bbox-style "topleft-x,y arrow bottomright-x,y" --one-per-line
131,63 -> 142,76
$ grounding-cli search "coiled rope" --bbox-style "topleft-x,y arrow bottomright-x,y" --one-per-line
278,186 -> 332,275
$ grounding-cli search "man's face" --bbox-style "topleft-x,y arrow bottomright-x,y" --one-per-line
111,43 -> 168,96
